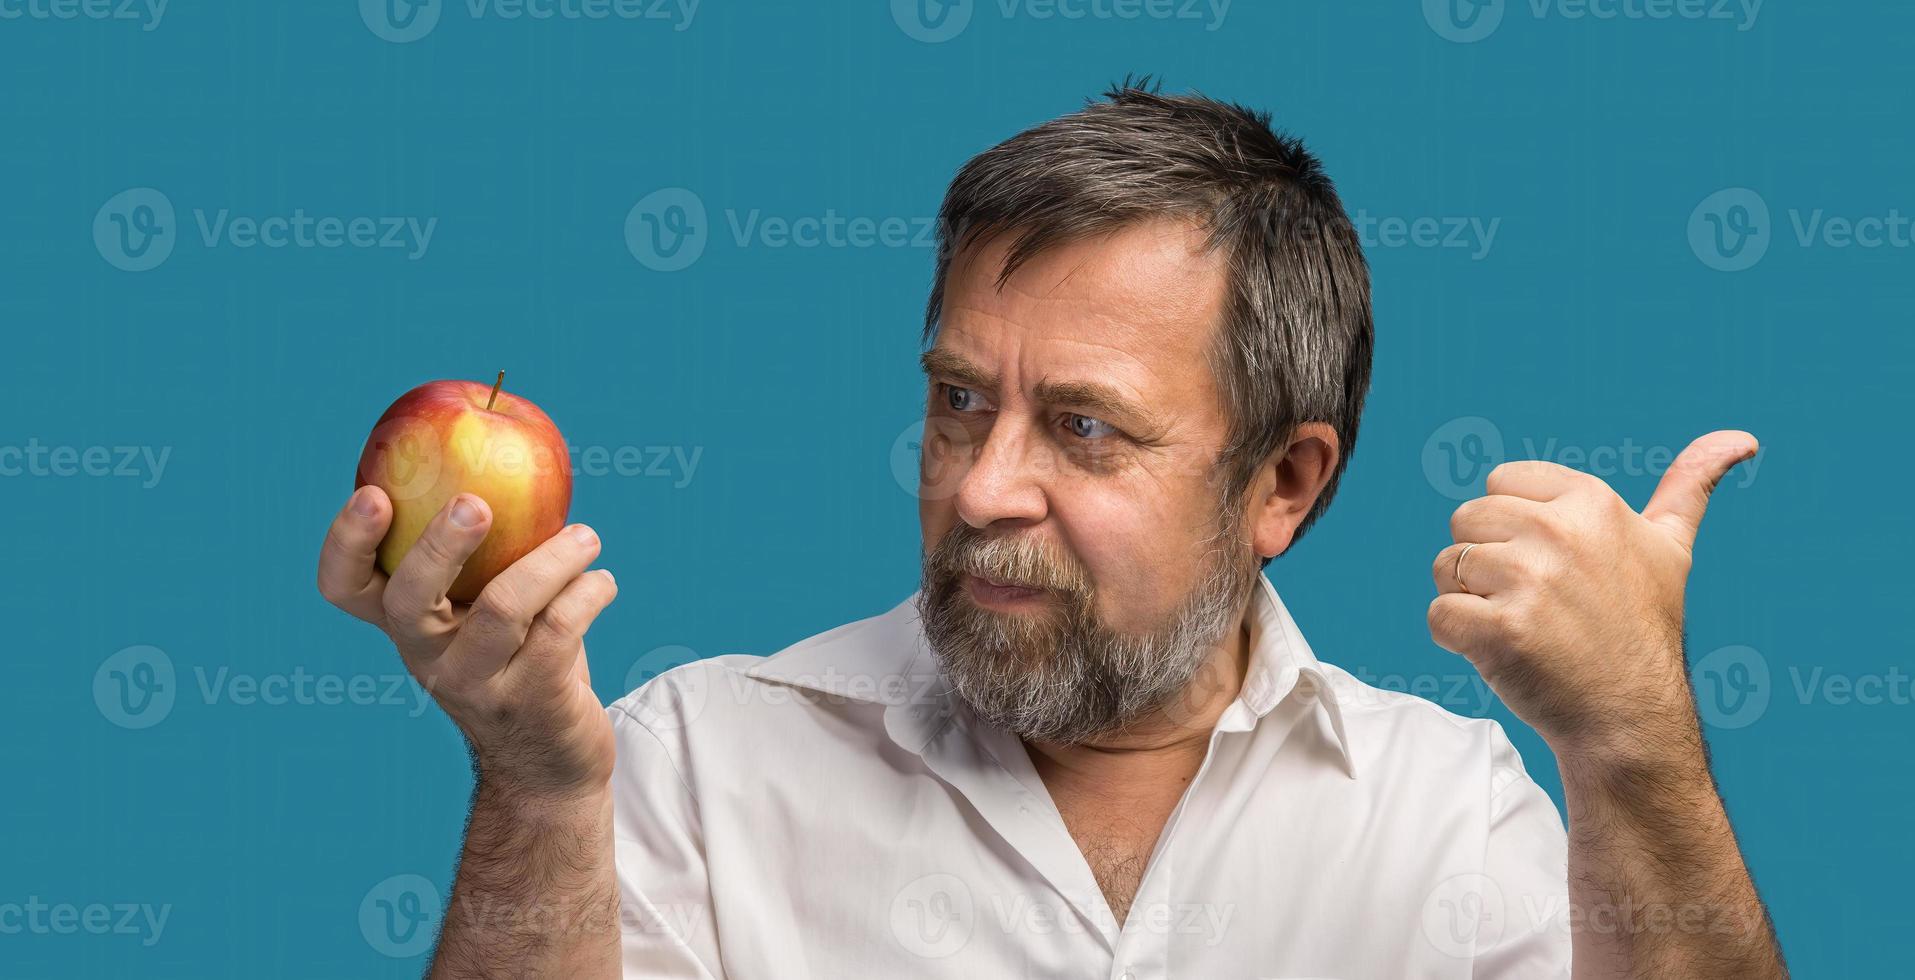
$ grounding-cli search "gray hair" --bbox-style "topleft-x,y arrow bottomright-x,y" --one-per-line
923,80 -> 1374,559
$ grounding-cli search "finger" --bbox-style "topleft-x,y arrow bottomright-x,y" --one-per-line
452,525 -> 604,679
506,569 -> 619,687
382,494 -> 492,648
1484,460 -> 1587,503
1432,541 -> 1527,596
1641,430 -> 1759,553
1449,494 -> 1549,544
1427,592 -> 1499,659
318,486 -> 393,625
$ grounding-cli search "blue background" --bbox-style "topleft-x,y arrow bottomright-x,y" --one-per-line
3,0 -> 1906,975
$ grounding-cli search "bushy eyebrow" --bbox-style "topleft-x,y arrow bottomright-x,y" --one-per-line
919,347 -> 1166,436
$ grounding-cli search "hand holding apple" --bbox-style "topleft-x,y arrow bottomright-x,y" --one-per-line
355,373 -> 572,602
319,375 -> 618,799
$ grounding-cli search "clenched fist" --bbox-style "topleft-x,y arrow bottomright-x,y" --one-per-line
1428,430 -> 1759,759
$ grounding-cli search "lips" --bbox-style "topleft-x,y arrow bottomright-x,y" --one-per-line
977,574 -> 1034,590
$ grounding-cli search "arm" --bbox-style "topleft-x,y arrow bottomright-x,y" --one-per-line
1428,430 -> 1786,978
318,488 -> 622,978
432,784 -> 619,976
1557,715 -> 1782,977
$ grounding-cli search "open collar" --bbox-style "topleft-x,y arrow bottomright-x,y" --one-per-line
743,576 -> 1356,776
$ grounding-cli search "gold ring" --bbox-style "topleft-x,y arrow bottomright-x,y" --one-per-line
1455,542 -> 1479,595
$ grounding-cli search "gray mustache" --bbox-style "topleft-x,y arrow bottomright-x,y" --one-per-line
930,524 -> 1090,597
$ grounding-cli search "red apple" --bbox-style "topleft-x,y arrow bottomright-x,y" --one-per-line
355,373 -> 572,603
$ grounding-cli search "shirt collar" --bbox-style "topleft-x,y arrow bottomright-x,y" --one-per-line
743,576 -> 1356,776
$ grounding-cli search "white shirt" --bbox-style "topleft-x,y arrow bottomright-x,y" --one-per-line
607,576 -> 1572,979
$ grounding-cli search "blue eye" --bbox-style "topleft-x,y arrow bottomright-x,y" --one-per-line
944,385 -> 984,412
1066,414 -> 1117,440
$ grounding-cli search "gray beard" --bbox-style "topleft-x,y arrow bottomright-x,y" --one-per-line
917,516 -> 1261,745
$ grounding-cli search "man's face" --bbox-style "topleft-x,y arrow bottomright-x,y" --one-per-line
916,218 -> 1264,744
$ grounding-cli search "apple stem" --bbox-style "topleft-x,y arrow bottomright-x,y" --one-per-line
486,370 -> 505,411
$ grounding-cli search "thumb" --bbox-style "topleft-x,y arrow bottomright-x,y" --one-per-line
1642,429 -> 1760,551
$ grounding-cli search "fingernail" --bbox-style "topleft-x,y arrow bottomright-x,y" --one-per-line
598,569 -> 616,587
351,487 -> 380,517
450,496 -> 484,529
570,524 -> 599,547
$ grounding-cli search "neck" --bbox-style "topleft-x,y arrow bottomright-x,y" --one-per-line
1021,612 -> 1253,787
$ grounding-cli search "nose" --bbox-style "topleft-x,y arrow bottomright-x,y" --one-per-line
948,415 -> 1049,530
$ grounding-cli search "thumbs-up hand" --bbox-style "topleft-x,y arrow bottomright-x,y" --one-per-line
1428,430 -> 1759,757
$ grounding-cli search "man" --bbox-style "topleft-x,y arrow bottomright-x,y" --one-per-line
318,84 -> 1787,978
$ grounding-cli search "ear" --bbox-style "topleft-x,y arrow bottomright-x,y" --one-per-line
1245,422 -> 1341,561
